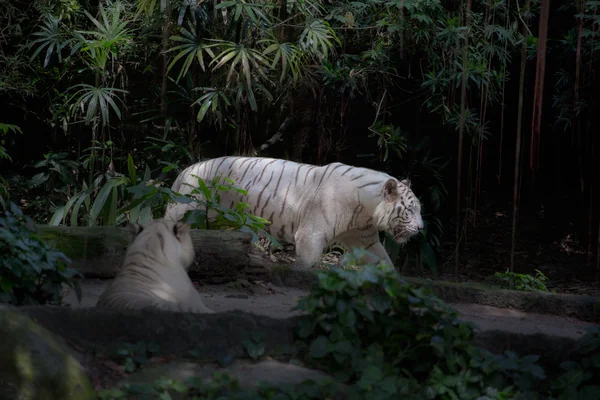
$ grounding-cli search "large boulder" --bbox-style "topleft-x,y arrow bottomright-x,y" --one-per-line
0,306 -> 96,400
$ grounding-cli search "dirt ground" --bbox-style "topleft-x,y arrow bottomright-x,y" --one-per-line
63,278 -> 307,319
62,278 -> 598,342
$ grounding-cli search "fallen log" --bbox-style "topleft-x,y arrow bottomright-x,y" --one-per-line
36,225 -> 274,281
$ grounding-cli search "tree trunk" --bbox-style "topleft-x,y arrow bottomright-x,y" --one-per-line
160,0 -> 172,117
510,2 -> 531,271
529,0 -> 550,173
455,0 -> 473,276
37,226 -> 274,282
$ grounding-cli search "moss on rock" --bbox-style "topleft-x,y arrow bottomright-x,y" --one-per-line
0,306 -> 96,400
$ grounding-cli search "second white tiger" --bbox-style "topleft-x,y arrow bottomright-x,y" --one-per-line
164,156 -> 424,269
97,219 -> 215,314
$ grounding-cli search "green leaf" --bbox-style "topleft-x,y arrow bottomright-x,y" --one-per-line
127,153 -> 137,184
106,185 -> 118,226
242,339 -> 265,360
0,277 -> 15,292
49,206 -> 67,226
70,186 -> 92,227
88,176 -> 128,226
309,335 -> 330,359
197,96 -> 213,122
296,318 -> 317,338
158,392 -> 173,400
361,364 -> 384,385
29,172 -> 49,188
333,340 -> 355,355
124,357 -> 136,373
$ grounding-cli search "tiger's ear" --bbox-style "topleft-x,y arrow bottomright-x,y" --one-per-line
383,179 -> 399,202
126,223 -> 143,237
173,221 -> 191,240
400,179 -> 411,188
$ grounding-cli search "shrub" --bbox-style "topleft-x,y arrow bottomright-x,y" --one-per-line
549,327 -> 600,400
293,249 -> 546,399
179,175 -> 280,246
0,202 -> 81,305
490,269 -> 550,293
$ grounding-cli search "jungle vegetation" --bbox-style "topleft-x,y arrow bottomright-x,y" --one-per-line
0,0 -> 597,286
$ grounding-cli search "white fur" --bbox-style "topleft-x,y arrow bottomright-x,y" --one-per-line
165,157 -> 424,269
97,219 -> 214,314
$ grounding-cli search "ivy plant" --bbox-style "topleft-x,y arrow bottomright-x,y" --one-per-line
549,328 -> 600,400
293,249 -> 546,399
0,202 -> 82,305
490,269 -> 551,293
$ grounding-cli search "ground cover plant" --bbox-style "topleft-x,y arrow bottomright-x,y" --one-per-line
0,202 -> 82,305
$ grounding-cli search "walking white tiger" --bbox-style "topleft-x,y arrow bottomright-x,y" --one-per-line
96,219 -> 214,314
164,156 -> 424,269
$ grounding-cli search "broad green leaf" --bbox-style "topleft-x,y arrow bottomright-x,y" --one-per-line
309,335 -> 330,359
127,153 -> 137,184
88,176 -> 128,226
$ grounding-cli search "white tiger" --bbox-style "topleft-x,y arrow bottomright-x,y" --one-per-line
96,219 -> 214,314
164,156 -> 424,269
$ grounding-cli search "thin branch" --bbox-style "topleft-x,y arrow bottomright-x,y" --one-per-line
257,114 -> 294,152
368,88 -> 388,134
514,0 -> 533,36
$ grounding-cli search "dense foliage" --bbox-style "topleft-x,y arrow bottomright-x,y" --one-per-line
0,202 -> 81,305
0,0 -> 588,276
0,2 -> 598,397
294,249 -> 546,399
4,0 -> 600,276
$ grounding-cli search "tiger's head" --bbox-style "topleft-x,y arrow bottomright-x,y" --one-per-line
375,178 -> 424,245
126,219 -> 196,270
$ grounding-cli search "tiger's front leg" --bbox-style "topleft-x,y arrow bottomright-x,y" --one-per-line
293,227 -> 327,269
367,240 -> 394,268
340,234 -> 394,268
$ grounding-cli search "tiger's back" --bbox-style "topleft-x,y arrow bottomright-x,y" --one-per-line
166,156 -> 389,242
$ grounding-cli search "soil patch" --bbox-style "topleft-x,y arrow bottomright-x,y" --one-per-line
61,278 -> 598,343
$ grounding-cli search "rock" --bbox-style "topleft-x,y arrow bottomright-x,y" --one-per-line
0,306 -> 96,400
119,359 -> 351,398
17,306 -> 298,358
36,225 -> 274,280
123,359 -> 333,387
14,304 -> 595,375
225,294 -> 249,299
